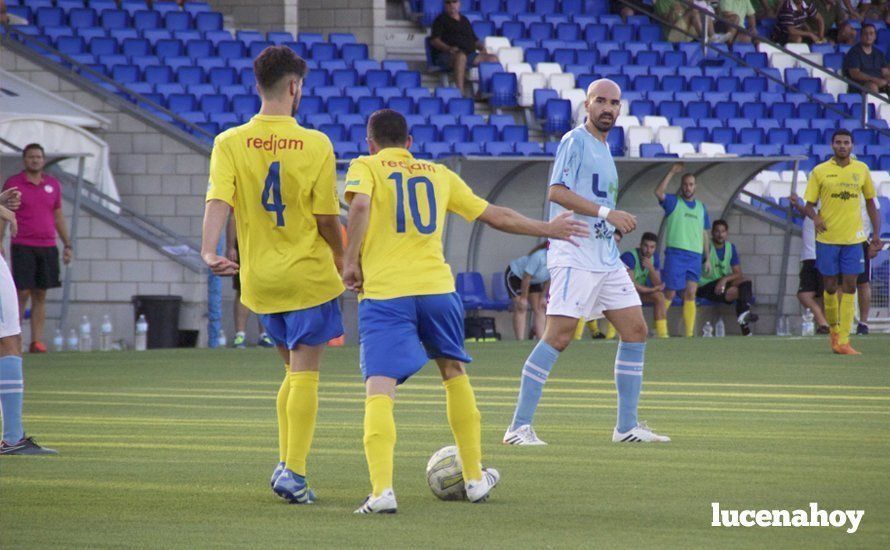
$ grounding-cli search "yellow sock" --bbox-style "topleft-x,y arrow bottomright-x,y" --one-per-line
655,318 -> 668,338
839,293 -> 855,345
574,318 -> 586,339
276,365 -> 290,463
443,374 -> 482,482
605,323 -> 616,339
363,394 -> 396,497
284,371 -> 319,476
664,298 -> 672,313
683,300 -> 696,338
824,291 -> 839,333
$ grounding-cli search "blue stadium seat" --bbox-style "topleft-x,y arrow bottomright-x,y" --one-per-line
533,89 -> 559,120
143,29 -> 173,44
56,36 -> 86,56
304,113 -> 332,129
356,96 -> 384,117
447,97 -> 474,117
684,127 -> 709,146
454,141 -> 484,156
486,141 -> 515,156
331,68 -> 359,89
727,143 -> 754,156
502,124 -> 529,142
133,9 -> 162,31
176,66 -> 204,86
630,99 -> 655,118
111,64 -> 140,84
501,21 -> 524,42
364,69 -> 392,88
663,51 -> 686,67
768,128 -> 793,146
739,128 -> 765,145
341,43 -> 368,64
640,143 -> 665,157
490,72 -> 518,108
685,101 -> 710,119
528,21 -> 554,41
711,127 -> 736,145
144,65 -> 173,85
611,24 -> 635,42
208,67 -> 237,86
516,141 -> 545,156
167,92 -> 197,112
89,37 -> 118,56
387,96 -> 414,115
658,100 -> 683,120
741,102 -> 767,120
310,42 -> 338,62
753,143 -> 781,157
217,40 -> 245,59
471,125 -> 498,143
200,94 -> 229,114
412,124 -> 438,143
156,83 -> 186,99
121,37 -> 151,57
155,38 -> 184,58
417,97 -> 444,117
714,101 -> 739,120
770,102 -> 794,119
797,102 -> 823,119
69,7 -> 98,28
195,12 -> 223,32
524,47 -> 549,68
544,99 -> 572,136
35,6 -> 65,27
607,127 -> 624,156
441,124 -> 469,144
232,94 -> 260,116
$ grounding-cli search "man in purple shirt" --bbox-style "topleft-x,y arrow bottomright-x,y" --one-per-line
1,144 -> 73,353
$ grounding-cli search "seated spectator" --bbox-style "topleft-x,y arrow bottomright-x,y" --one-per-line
429,0 -> 498,96
718,0 -> 759,43
654,0 -> 725,43
843,23 -> 890,95
771,0 -> 827,44
620,232 -> 669,339
753,0 -> 781,17
834,20 -> 859,45
504,243 -> 549,341
838,0 -> 881,22
696,220 -> 759,335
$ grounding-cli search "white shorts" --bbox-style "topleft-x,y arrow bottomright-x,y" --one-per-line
0,255 -> 21,338
547,267 -> 642,320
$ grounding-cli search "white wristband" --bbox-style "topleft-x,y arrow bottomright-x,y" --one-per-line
597,206 -> 611,220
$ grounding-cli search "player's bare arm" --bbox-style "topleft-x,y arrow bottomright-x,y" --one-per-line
654,162 -> 683,203
315,214 -> 345,274
201,198 -> 239,276
0,203 -> 17,238
865,198 -> 882,251
343,192 -> 371,292
0,188 -> 21,210
702,230 -> 711,273
476,204 -> 590,245
547,185 -> 636,234
804,202 -> 826,233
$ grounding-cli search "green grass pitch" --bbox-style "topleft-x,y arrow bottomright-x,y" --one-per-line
1,336 -> 889,548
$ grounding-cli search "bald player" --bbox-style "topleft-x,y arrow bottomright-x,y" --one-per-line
504,79 -> 671,446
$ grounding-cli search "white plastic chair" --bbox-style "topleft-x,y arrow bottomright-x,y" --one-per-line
642,115 -> 670,132
667,142 -> 696,157
785,43 -> 810,55
548,73 -> 576,93
615,115 -> 640,129
497,46 -> 524,67
506,62 -> 533,77
769,52 -> 797,72
484,36 -> 511,52
560,88 -> 586,116
518,72 -> 546,107
535,62 -> 563,80
699,142 -> 726,156
626,126 -> 655,157
656,126 -> 683,148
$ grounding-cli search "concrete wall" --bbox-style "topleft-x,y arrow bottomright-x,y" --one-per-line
207,0 -> 298,34
297,0 -> 384,52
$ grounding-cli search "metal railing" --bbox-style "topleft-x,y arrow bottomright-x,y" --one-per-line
617,0 -> 890,135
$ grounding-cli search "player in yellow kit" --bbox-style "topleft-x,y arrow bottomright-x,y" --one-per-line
804,129 -> 882,355
201,46 -> 344,504
344,110 -> 588,513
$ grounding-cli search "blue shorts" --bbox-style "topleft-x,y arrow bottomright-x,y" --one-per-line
258,298 -> 344,349
359,292 -> 472,385
436,50 -> 477,71
662,248 -> 703,291
816,242 -> 864,277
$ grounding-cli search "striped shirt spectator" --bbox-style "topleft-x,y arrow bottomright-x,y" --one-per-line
771,0 -> 825,44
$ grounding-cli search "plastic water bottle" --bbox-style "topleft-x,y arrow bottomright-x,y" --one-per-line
135,314 -> 148,351
100,315 -> 113,351
78,316 -> 92,352
802,308 -> 815,336
217,329 -> 227,348
715,318 -> 725,337
702,321 -> 713,337
776,316 -> 788,336
67,329 -> 78,351
53,328 -> 64,352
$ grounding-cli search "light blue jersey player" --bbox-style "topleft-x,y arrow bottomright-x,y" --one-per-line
504,79 -> 671,447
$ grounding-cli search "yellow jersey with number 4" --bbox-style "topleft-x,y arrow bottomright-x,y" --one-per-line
344,147 -> 489,300
804,158 -> 876,245
206,114 -> 343,313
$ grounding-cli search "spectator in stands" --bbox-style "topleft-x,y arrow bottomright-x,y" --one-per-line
771,0 -> 827,44
790,193 -> 832,334
429,0 -> 498,96
620,232 -> 669,338
834,20 -> 859,45
718,0 -> 759,43
697,220 -> 759,335
843,23 -> 890,95
225,213 -> 275,349
654,162 -> 711,338
754,0 -> 781,17
0,144 -> 72,354
655,0 -> 728,43
505,243 -> 549,341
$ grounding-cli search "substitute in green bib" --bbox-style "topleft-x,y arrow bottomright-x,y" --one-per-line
619,232 -> 669,338
696,220 -> 758,335
654,163 -> 711,337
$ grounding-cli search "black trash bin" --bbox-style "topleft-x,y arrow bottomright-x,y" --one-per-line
132,295 -> 182,349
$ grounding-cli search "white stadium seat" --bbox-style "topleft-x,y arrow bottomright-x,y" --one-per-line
766,180 -> 791,199
497,47 -> 523,67
781,170 -> 807,185
823,76 -> 846,99
535,62 -> 563,79
518,72 -> 546,107
626,126 -> 655,157
699,142 -> 726,156
642,115 -> 669,132
506,62 -> 533,77
785,43 -> 810,55
655,126 -> 683,148
615,115 -> 640,129
548,72 -> 575,93
798,52 -> 823,69
871,171 -> 890,186
560,88 -> 586,116
880,102 -> 890,123
666,142 -> 696,157
573,102 -> 587,125
770,52 -> 797,72
881,182 -> 890,198
757,42 -> 782,57
744,179 -> 765,197
484,36 -> 511,52
755,170 -> 780,187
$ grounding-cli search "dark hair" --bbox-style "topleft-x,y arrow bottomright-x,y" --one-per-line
367,109 -> 409,147
641,231 -> 658,244
681,173 -> 695,184
831,128 -> 853,143
253,46 -> 308,92
22,143 -> 44,157
614,229 -> 623,237
713,219 -> 729,231
862,23 -> 877,33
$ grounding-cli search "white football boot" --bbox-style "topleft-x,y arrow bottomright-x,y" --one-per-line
354,488 -> 397,514
466,468 -> 500,503
612,421 -> 671,443
502,424 -> 547,446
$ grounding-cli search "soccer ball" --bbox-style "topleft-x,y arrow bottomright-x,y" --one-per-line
426,445 -> 466,501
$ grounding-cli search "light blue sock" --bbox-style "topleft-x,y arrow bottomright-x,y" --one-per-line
0,355 -> 24,443
510,341 -> 559,430
615,341 -> 645,433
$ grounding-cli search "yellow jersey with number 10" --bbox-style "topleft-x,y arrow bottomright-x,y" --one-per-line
206,115 -> 344,314
344,147 -> 489,300
804,158 -> 876,245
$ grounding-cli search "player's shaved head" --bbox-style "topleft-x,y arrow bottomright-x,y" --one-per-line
584,79 -> 621,134
368,109 -> 409,149
253,46 -> 308,96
